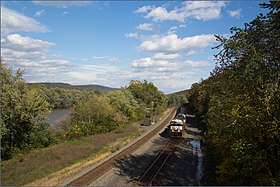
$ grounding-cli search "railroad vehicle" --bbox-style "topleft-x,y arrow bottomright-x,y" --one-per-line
176,113 -> 186,123
142,118 -> 152,126
169,119 -> 184,138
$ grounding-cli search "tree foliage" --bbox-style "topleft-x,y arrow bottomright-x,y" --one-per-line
188,2 -> 279,185
126,80 -> 167,117
1,62 -> 54,160
106,89 -> 139,120
32,85 -> 94,109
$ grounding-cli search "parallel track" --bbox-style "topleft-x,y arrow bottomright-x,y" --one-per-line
66,108 -> 176,186
137,139 -> 181,186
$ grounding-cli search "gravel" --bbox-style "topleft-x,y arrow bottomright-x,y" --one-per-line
63,108 -> 204,186
90,119 -> 203,186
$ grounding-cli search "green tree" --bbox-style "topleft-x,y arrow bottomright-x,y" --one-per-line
127,80 -> 167,117
63,95 -> 122,139
106,89 -> 140,121
1,61 -> 51,159
203,2 -> 280,185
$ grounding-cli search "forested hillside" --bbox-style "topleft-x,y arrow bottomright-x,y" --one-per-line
187,2 -> 279,185
28,82 -> 118,93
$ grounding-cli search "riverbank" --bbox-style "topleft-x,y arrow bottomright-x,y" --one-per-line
1,108 -> 172,186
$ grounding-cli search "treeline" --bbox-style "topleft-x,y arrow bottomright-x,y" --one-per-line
29,84 -> 99,109
188,2 -> 279,185
167,91 -> 189,106
60,80 -> 168,139
1,62 -> 168,160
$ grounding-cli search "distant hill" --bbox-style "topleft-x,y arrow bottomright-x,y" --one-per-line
28,82 -> 119,93
168,89 -> 190,96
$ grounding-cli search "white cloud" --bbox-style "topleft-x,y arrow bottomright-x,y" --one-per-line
125,32 -> 139,39
184,60 -> 210,68
136,23 -> 154,31
1,33 -> 72,80
67,71 -> 97,81
40,59 -> 70,65
2,34 -> 55,51
227,9 -> 241,19
179,24 -> 186,28
168,26 -> 178,34
34,9 -> 45,17
132,57 -> 178,68
1,6 -> 48,35
32,1 -> 92,8
139,33 -> 216,53
134,5 -> 155,13
145,6 -> 185,22
135,1 -> 226,22
153,53 -> 179,60
92,55 -> 112,59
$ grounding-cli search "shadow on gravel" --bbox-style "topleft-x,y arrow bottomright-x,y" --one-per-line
159,127 -> 170,138
114,137 -> 200,186
186,129 -> 202,137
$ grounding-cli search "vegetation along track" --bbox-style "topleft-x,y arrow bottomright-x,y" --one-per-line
137,138 -> 182,186
66,108 -> 177,186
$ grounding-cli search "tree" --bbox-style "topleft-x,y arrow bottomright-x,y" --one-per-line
204,2 -> 280,185
127,80 -> 167,117
106,89 -> 140,121
1,61 -> 51,159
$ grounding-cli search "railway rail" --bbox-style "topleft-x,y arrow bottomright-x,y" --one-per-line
137,139 -> 181,186
66,108 -> 176,186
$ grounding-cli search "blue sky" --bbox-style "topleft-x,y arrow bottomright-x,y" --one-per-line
1,1 -> 267,93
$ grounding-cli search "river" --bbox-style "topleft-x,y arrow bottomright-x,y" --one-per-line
46,109 -> 70,129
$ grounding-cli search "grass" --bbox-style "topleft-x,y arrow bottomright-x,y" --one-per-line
1,108 -> 172,186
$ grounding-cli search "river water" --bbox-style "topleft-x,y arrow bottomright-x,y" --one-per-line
46,109 -> 70,129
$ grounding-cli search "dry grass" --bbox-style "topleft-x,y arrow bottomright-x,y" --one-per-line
1,109 -> 171,186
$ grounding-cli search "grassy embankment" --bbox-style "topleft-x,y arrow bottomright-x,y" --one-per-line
1,108 -> 173,186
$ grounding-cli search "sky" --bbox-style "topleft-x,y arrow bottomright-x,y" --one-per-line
1,1 -> 268,94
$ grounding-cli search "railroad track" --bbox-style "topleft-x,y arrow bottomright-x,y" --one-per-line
137,139 -> 181,186
66,108 -> 176,186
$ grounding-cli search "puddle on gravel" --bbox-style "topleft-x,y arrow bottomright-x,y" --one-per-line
187,140 -> 203,185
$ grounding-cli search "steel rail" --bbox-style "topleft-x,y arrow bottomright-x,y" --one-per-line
138,140 -> 171,183
66,108 -> 177,186
137,139 -> 179,186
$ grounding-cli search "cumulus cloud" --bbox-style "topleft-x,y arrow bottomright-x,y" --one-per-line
136,23 -> 154,31
139,33 -> 216,53
32,1 -> 92,8
1,6 -> 48,35
145,7 -> 185,22
227,9 -> 241,19
1,33 -> 72,80
135,1 -> 226,22
1,34 -> 55,51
